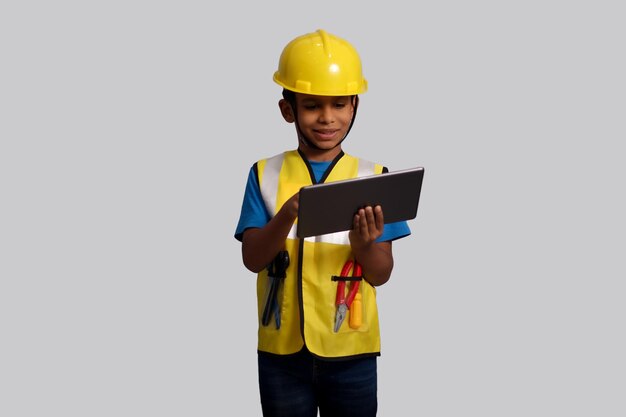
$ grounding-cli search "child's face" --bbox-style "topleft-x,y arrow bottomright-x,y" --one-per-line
293,93 -> 355,159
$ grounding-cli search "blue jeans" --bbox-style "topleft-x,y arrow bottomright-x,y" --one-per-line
258,348 -> 378,417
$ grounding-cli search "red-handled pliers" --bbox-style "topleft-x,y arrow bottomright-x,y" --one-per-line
334,260 -> 362,332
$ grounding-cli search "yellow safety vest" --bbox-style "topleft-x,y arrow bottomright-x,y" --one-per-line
255,150 -> 384,358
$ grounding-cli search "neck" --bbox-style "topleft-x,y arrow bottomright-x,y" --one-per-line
298,141 -> 343,162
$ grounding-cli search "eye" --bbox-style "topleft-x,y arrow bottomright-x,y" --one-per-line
334,102 -> 347,109
302,103 -> 318,110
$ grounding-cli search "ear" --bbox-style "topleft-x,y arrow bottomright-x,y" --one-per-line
278,99 -> 295,123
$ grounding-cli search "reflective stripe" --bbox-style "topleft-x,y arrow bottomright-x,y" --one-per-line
305,231 -> 350,245
260,153 -> 284,216
357,158 -> 376,178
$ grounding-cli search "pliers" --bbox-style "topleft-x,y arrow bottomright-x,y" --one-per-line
262,251 -> 290,329
333,260 -> 362,332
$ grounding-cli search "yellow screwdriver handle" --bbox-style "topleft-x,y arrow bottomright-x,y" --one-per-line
349,293 -> 362,329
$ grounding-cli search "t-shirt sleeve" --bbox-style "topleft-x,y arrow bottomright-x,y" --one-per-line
377,220 -> 411,243
234,165 -> 271,242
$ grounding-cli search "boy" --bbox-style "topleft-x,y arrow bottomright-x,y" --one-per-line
234,29 -> 410,417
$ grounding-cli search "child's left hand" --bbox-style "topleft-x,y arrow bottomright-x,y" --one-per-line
349,205 -> 384,251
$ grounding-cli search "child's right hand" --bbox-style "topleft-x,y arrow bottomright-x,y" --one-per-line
242,191 -> 300,273
279,192 -> 300,221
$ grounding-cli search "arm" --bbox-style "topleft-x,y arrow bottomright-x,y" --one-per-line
349,205 -> 394,286
242,192 -> 299,273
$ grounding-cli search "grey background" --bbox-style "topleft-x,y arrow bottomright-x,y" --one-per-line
1,1 -> 624,416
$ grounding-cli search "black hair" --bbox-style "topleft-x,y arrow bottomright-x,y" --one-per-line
282,88 -> 296,107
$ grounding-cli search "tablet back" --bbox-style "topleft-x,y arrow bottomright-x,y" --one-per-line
296,167 -> 424,238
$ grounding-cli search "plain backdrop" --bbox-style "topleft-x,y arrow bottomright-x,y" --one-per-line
1,1 -> 624,416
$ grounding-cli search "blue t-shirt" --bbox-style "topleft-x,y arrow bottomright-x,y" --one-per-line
235,160 -> 411,242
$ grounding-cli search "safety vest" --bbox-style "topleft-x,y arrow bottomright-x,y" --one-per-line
255,149 -> 384,358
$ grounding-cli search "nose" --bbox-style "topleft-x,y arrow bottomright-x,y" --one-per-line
318,105 -> 334,124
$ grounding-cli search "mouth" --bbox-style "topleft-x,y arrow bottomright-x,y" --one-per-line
313,129 -> 340,140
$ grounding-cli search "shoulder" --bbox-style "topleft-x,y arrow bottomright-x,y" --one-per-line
344,153 -> 387,175
255,150 -> 296,168
254,150 -> 297,184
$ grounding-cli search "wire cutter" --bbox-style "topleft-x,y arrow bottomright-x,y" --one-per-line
333,260 -> 362,332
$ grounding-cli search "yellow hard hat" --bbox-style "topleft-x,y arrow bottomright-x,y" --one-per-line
273,29 -> 368,96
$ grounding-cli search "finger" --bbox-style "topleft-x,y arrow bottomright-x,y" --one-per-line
364,206 -> 382,241
352,210 -> 360,231
354,207 -> 371,241
374,205 -> 384,232
364,206 -> 376,230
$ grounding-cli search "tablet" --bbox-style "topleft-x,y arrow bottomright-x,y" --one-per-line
296,167 -> 424,238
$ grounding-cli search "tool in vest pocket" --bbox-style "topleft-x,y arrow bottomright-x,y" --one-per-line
349,293 -> 362,329
333,260 -> 362,332
262,250 -> 290,328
